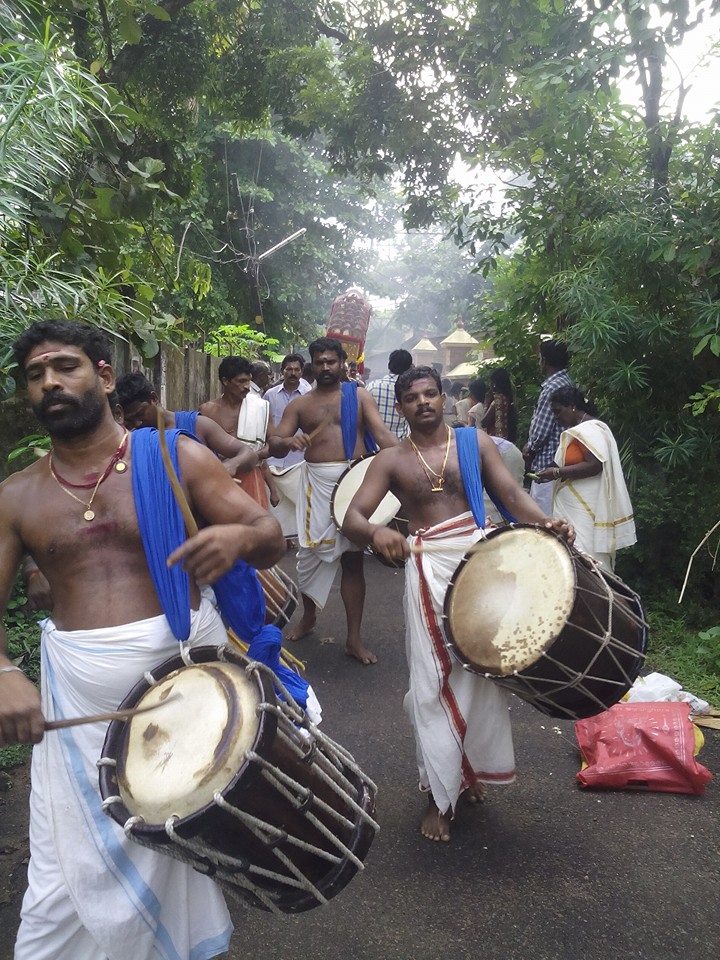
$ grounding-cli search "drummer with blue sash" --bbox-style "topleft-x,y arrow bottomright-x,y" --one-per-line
342,366 -> 574,843
267,337 -> 399,665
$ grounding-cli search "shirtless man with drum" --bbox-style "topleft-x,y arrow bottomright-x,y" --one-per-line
267,337 -> 399,665
342,366 -> 573,842
0,320 -> 284,959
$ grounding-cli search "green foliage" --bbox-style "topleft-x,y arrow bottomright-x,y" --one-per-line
647,606 -> 720,707
204,325 -> 282,362
7,433 -> 51,470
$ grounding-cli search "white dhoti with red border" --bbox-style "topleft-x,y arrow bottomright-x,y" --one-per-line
404,512 -> 516,814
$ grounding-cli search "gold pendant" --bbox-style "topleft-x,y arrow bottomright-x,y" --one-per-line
115,461 -> 127,473
431,482 -> 444,493
83,509 -> 95,521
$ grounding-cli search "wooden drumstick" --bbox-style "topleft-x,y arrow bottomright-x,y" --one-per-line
45,693 -> 181,731
306,410 -> 334,443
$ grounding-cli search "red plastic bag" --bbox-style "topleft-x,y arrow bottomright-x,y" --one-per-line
575,702 -> 712,795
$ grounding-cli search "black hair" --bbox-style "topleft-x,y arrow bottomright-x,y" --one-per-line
441,377 -> 452,391
219,356 -> 253,381
450,382 -> 463,397
551,386 -> 598,416
308,337 -> 344,361
395,365 -> 443,402
388,349 -> 413,376
468,378 -> 487,402
489,367 -> 514,399
281,353 -> 305,369
252,360 -> 271,375
539,339 -> 570,369
13,320 -> 112,371
302,361 -> 315,381
116,372 -> 155,407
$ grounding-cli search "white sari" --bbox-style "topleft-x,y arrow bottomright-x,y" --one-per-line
552,419 -> 636,570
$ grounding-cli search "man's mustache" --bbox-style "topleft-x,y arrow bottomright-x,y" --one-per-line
38,392 -> 79,414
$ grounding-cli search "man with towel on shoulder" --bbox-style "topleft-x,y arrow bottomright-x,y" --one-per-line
116,371 -> 259,478
342,366 -> 573,842
267,336 -> 399,665
0,320 -> 285,960
200,355 -> 277,508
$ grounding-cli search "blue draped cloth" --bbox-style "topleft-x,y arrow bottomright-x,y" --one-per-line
340,380 -> 377,459
131,428 -> 309,708
174,410 -> 199,437
455,427 -> 516,527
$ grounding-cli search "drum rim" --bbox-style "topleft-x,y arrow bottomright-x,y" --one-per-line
99,645 -> 277,834
330,452 -> 401,531
442,523 -> 579,677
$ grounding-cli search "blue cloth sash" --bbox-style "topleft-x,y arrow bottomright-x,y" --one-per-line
174,410 -> 199,437
340,381 -> 376,459
455,427 -> 516,527
131,428 -> 309,708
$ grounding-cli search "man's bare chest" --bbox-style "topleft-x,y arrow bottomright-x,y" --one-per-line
21,474 -> 141,565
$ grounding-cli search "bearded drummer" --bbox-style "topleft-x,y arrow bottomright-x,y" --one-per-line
342,367 -> 574,842
267,336 -> 399,664
0,320 -> 285,959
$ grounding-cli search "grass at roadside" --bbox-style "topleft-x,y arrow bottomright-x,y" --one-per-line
646,604 -> 720,706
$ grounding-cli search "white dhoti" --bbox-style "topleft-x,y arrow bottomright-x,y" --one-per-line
295,461 -> 360,610
404,513 -> 516,815
269,463 -> 302,537
15,599 -> 233,960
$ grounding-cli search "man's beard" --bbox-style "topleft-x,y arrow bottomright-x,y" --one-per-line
32,387 -> 107,440
316,371 -> 339,386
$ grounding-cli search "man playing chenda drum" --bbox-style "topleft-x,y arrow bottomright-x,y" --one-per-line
342,367 -> 574,842
267,336 -> 400,665
0,320 -> 285,959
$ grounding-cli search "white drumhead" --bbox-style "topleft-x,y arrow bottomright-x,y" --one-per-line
446,527 -> 576,675
119,662 -> 259,824
332,456 -> 401,529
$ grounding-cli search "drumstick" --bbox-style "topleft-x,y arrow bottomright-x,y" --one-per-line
45,693 -> 181,732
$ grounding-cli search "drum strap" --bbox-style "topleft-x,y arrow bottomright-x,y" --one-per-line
341,381 -> 377,459
132,429 -> 310,708
455,427 -> 516,526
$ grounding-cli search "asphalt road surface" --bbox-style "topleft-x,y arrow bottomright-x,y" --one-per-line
1,555 -> 719,960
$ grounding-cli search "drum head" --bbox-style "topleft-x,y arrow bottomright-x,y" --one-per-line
444,527 -> 576,676
117,662 -> 260,825
331,455 -> 401,529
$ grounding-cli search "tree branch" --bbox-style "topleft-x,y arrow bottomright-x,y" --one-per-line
96,0 -> 115,63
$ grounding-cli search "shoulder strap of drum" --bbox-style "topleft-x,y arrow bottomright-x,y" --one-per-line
456,427 -> 517,527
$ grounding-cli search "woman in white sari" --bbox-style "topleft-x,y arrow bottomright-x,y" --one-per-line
535,387 -> 636,571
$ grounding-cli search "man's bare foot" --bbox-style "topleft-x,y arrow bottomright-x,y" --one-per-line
465,781 -> 487,804
345,643 -> 378,665
420,797 -> 451,842
285,612 -> 316,643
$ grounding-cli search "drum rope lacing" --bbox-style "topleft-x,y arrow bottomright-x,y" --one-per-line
469,553 -> 648,721
101,644 -> 378,913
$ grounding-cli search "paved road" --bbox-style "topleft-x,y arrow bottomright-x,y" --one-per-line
2,556 -> 719,959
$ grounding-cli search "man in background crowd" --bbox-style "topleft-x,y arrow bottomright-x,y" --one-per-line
523,339 -> 574,514
366,348 -> 413,439
264,354 -> 311,541
250,360 -> 272,395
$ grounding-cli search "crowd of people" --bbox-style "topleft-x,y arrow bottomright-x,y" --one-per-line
0,319 -> 638,959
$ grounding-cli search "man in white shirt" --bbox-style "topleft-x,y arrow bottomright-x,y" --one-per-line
265,354 -> 312,537
366,349 -> 413,439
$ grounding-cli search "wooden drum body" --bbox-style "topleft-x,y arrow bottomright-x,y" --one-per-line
99,645 -> 377,914
443,525 -> 648,720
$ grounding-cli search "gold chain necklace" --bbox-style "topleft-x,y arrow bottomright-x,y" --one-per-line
409,425 -> 452,493
49,431 -> 129,521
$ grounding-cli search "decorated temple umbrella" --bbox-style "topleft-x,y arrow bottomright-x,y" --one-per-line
326,286 -> 372,372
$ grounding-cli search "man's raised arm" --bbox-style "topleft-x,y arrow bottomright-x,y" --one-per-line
478,432 -> 574,544
0,479 -> 45,746
342,451 -> 409,562
169,439 -> 284,582
266,397 -> 308,459
195,415 -> 259,475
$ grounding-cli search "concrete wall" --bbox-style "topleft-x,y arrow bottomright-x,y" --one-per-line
1,341 -> 220,480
